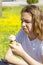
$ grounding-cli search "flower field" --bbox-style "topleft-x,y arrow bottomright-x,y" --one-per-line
0,6 -> 23,58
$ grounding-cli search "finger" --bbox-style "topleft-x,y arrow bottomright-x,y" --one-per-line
16,43 -> 20,46
17,43 -> 21,46
9,44 -> 15,49
9,44 -> 18,49
11,49 -> 18,55
11,48 -> 15,52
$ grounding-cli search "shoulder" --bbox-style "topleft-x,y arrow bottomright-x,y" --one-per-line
16,29 -> 27,43
16,29 -> 27,38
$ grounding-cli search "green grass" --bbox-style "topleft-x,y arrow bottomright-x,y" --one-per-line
0,5 -> 24,59
39,5 -> 43,10
2,6 -> 24,17
0,5 -> 43,59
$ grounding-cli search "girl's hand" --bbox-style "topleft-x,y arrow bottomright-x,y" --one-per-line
9,41 -> 24,56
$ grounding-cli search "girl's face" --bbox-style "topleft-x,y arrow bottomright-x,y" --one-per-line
21,12 -> 33,34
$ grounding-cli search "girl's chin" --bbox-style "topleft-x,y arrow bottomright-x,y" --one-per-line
24,30 -> 29,34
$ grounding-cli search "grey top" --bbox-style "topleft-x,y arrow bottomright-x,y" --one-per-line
15,29 -> 43,63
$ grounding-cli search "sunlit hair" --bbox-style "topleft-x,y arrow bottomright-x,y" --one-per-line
21,5 -> 43,41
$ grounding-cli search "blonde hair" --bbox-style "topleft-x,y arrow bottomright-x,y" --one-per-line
31,7 -> 43,41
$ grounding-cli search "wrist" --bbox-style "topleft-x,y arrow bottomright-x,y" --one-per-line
21,50 -> 26,58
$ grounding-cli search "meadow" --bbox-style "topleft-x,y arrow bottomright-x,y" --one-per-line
0,5 -> 43,59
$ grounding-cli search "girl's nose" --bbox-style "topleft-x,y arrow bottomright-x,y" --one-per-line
22,22 -> 26,27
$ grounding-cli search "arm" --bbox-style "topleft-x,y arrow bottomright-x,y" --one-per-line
4,47 -> 28,65
21,50 -> 43,65
10,42 -> 43,65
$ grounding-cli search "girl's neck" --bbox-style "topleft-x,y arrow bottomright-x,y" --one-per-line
28,32 -> 36,41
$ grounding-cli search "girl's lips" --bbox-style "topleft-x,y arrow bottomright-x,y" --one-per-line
23,27 -> 28,30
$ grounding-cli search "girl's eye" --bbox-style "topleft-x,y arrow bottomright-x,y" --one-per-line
21,19 -> 31,24
26,21 -> 29,23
